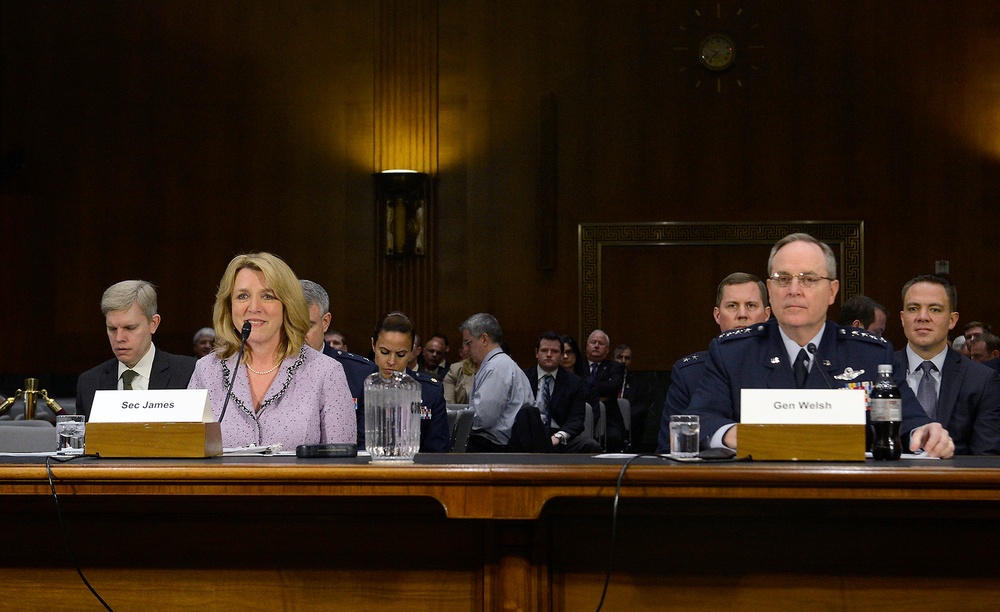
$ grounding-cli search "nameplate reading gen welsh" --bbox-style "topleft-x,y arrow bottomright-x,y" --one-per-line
740,389 -> 866,425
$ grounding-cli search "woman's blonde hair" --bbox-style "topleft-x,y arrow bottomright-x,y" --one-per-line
212,252 -> 308,360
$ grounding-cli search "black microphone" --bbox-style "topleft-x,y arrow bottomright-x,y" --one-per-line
807,343 -> 835,389
219,321 -> 252,423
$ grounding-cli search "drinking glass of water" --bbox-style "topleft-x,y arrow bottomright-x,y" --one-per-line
669,414 -> 700,458
56,414 -> 86,455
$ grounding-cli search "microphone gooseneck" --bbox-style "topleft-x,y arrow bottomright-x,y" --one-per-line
219,322 -> 252,423
807,343 -> 836,389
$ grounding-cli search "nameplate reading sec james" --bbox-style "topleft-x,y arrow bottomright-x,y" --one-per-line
740,389 -> 866,425
90,389 -> 213,424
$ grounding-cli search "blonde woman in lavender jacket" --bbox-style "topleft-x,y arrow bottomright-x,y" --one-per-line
188,252 -> 356,449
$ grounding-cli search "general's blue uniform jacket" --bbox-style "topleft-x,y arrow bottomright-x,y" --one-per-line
687,318 -> 932,448
324,346 -> 377,448
657,350 -> 708,453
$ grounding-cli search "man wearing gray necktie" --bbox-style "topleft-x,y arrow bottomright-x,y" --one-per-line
895,275 -> 1000,455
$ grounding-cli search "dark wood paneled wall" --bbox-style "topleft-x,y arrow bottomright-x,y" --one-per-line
3,1 -> 1000,387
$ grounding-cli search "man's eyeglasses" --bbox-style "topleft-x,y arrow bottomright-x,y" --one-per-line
768,273 -> 835,288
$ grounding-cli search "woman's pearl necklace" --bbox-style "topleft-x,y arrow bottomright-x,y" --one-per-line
246,361 -> 281,376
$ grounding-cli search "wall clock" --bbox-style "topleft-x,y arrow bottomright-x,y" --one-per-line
674,3 -> 763,93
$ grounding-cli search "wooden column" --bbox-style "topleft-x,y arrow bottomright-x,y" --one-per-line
374,0 -> 439,332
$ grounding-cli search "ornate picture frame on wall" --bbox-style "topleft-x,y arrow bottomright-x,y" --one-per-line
577,221 -> 864,370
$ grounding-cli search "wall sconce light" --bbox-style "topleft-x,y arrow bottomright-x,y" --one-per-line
374,170 -> 430,258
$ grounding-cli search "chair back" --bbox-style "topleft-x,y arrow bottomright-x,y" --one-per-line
446,405 -> 474,453
617,397 -> 632,451
0,421 -> 57,452
505,404 -> 550,453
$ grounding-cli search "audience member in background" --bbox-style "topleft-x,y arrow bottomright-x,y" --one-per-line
963,321 -> 992,347
462,313 -> 533,452
192,327 -> 216,358
952,335 -> 968,356
657,272 -> 770,453
585,329 -> 627,451
76,280 -> 196,420
187,253 -> 356,448
683,233 -> 953,457
369,312 -> 449,452
614,343 -> 648,447
894,275 -> 1000,454
325,330 -> 348,352
407,333 -> 422,371
560,335 -> 589,378
419,334 -> 450,379
443,339 -> 478,404
837,294 -> 889,336
969,332 -> 1000,364
300,279 -> 375,448
524,331 -> 601,453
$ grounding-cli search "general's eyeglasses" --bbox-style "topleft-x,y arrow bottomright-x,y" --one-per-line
768,272 -> 834,288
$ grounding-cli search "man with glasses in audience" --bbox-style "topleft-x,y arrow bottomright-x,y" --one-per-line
685,232 -> 954,458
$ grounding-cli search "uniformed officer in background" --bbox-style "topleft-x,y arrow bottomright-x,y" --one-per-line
657,272 -> 771,453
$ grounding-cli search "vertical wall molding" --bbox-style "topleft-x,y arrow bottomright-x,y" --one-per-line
374,0 -> 439,334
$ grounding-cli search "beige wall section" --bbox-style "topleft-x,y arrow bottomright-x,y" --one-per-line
3,1 -> 1000,377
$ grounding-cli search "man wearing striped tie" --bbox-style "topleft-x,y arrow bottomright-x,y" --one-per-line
894,275 -> 1000,455
523,332 -> 601,453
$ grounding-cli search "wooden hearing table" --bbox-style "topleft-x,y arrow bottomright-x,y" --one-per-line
2,453 -> 1000,610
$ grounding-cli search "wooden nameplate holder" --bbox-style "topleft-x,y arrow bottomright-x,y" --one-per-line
86,422 -> 223,458
737,424 -> 865,461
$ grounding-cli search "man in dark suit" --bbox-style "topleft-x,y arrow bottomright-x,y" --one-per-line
686,233 -> 954,457
524,331 -> 601,453
584,329 -> 627,451
76,280 -> 196,420
657,272 -> 771,453
894,275 -> 1000,455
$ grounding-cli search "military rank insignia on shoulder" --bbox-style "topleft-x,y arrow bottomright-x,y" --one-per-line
676,351 -> 707,370
717,323 -> 768,343
838,326 -> 889,346
412,371 -> 443,386
338,350 -> 373,364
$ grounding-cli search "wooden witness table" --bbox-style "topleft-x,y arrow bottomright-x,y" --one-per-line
2,454 -> 1000,611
